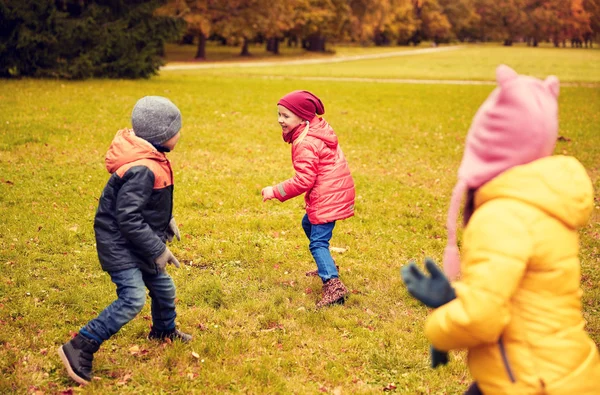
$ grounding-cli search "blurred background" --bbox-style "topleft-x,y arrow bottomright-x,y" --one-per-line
1,0 -> 598,79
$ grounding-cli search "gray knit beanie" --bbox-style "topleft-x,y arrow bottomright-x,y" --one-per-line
131,96 -> 182,145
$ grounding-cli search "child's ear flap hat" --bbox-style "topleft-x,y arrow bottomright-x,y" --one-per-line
443,65 -> 560,280
278,90 -> 325,121
131,96 -> 182,146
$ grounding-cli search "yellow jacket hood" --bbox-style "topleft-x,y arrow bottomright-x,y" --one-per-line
476,155 -> 594,230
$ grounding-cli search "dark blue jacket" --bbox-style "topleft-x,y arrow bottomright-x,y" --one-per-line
94,129 -> 173,274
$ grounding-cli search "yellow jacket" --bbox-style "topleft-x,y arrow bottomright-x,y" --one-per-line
426,156 -> 599,394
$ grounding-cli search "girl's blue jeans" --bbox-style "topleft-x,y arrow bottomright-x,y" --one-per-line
80,267 -> 177,344
301,214 -> 338,283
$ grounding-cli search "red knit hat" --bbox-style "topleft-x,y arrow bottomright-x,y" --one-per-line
278,90 -> 325,121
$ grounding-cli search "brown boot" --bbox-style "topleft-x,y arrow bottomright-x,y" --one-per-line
316,278 -> 348,308
305,265 -> 340,277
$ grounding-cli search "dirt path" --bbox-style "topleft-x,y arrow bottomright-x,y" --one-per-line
161,45 -> 463,71
259,75 -> 496,85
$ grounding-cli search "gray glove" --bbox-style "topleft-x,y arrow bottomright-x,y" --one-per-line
166,217 -> 181,242
155,246 -> 180,272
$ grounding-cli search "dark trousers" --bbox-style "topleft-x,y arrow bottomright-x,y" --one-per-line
464,382 -> 483,395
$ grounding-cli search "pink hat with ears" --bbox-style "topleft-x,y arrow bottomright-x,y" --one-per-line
443,65 -> 560,280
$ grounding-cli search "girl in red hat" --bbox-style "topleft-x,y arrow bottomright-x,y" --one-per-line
262,90 -> 355,308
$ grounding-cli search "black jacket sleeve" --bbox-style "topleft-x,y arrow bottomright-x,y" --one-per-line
115,166 -> 166,260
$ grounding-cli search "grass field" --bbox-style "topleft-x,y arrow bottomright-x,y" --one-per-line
0,44 -> 599,394
165,42 -> 600,83
164,41 -> 427,63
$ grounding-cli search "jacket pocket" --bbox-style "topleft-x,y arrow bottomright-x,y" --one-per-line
498,336 -> 516,383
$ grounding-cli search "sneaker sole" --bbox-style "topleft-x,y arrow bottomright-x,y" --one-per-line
58,346 -> 90,385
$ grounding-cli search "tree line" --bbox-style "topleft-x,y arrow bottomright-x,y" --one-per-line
165,0 -> 599,58
1,0 -> 598,79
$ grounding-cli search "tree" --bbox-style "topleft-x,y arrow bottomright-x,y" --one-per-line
210,0 -> 266,56
296,0 -> 344,52
158,0 -> 214,60
565,0 -> 592,47
583,0 -> 599,45
0,0 -> 182,79
473,0 -> 527,45
343,0 -> 413,46
412,0 -> 452,44
254,0 -> 299,54
438,0 -> 480,41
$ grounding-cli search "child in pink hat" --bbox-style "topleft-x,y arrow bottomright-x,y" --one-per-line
262,90 -> 355,308
401,65 -> 599,393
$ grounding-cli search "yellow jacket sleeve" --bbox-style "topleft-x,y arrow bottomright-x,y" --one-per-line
425,200 -> 533,351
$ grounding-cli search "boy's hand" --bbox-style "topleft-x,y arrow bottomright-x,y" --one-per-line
155,247 -> 180,272
166,217 -> 181,242
261,186 -> 275,202
401,258 -> 456,308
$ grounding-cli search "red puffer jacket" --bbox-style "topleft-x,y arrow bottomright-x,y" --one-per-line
273,117 -> 355,224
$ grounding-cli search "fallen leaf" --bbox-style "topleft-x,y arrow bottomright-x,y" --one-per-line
117,373 -> 132,386
330,246 -> 348,253
191,351 -> 200,359
128,345 -> 140,354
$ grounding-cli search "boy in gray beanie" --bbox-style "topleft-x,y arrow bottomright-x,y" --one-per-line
58,96 -> 190,385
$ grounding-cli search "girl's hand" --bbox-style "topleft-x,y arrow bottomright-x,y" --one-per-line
261,186 -> 275,202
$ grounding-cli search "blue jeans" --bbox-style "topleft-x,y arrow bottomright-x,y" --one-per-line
80,267 -> 177,344
301,214 -> 338,283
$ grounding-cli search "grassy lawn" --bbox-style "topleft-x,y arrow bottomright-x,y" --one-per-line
164,41 -> 427,64
0,47 -> 598,393
165,43 -> 600,83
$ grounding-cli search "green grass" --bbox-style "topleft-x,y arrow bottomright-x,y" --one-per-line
164,41 -> 425,64
0,47 -> 599,393
165,43 -> 600,83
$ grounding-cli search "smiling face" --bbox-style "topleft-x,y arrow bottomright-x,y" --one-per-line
277,105 -> 304,135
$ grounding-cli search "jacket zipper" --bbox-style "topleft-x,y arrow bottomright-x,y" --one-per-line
498,336 -> 516,383
166,157 -> 174,230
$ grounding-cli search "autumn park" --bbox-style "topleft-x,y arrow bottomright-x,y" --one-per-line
1,0 -> 599,394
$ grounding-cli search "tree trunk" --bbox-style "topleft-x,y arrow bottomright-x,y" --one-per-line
180,34 -> 194,45
503,39 -> 513,46
267,38 -> 279,54
195,32 -> 206,60
305,35 -> 326,52
240,37 -> 251,56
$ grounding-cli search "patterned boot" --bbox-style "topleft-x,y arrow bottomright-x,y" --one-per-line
58,334 -> 100,385
316,278 -> 349,308
147,327 -> 192,343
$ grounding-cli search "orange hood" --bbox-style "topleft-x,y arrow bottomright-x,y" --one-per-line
105,129 -> 167,174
